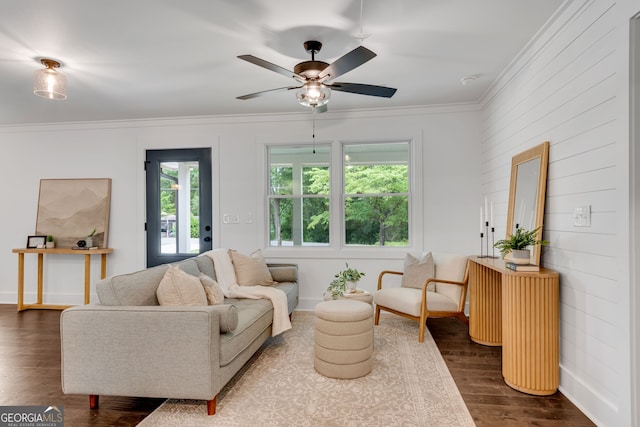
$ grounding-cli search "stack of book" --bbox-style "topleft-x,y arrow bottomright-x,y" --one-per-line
505,262 -> 540,272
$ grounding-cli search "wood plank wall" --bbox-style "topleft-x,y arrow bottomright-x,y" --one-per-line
478,0 -> 629,425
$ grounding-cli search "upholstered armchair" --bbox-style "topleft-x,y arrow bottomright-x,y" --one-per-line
374,252 -> 469,342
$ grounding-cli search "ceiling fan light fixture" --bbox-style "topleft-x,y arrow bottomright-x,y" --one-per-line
296,83 -> 330,108
34,58 -> 67,100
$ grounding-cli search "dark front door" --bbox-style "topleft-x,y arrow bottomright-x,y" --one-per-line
145,148 -> 212,267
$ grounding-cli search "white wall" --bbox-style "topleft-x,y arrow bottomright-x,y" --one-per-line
0,105 -> 481,312
479,0 -> 636,425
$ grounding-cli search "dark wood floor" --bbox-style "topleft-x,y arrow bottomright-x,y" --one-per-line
0,305 -> 594,426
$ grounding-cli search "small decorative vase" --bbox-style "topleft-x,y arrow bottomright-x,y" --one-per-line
85,237 -> 93,247
511,249 -> 531,265
45,242 -> 55,249
346,281 -> 358,292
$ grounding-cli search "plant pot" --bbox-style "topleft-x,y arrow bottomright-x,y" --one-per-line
85,237 -> 93,247
511,249 -> 531,265
346,281 -> 358,292
45,242 -> 55,249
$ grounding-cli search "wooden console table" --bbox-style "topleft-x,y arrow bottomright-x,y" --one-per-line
12,248 -> 113,311
468,257 -> 559,395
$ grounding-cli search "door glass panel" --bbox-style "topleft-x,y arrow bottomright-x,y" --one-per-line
146,147 -> 212,267
159,161 -> 200,254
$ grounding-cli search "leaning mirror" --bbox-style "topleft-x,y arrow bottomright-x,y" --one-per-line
505,141 -> 550,266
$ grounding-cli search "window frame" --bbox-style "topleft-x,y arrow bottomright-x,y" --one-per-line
341,140 -> 412,247
262,138 -> 417,252
267,144 -> 331,247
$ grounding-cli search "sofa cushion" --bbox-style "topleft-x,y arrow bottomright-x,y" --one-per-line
229,249 -> 275,286
194,254 -> 216,279
268,264 -> 298,283
217,304 -> 239,333
401,252 -> 435,291
199,274 -> 225,305
157,265 -> 207,306
218,299 -> 273,366
97,263 -> 170,306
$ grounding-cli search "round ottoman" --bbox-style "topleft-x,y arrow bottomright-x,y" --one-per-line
314,299 -> 374,379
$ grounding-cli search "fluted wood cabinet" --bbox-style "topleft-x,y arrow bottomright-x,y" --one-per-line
468,257 -> 560,396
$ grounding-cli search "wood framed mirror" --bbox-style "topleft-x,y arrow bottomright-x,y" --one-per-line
505,141 -> 550,266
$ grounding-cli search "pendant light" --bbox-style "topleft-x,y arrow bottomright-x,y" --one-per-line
34,58 -> 67,100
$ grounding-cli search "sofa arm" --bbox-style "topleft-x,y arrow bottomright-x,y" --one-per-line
268,263 -> 298,283
60,305 -> 230,400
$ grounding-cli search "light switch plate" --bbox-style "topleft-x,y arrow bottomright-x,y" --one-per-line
223,213 -> 240,224
573,205 -> 591,227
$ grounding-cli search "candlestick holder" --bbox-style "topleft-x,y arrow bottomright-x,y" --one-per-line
478,232 -> 487,258
489,226 -> 498,258
485,221 -> 490,258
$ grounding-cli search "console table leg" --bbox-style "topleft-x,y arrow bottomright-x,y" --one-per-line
84,254 -> 91,305
100,253 -> 108,279
37,254 -> 44,305
17,253 -> 25,311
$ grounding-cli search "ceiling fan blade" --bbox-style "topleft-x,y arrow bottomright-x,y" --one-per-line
237,55 -> 305,82
328,82 -> 397,98
236,86 -> 300,100
318,46 -> 377,81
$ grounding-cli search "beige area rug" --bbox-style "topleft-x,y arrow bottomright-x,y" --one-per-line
139,311 -> 475,427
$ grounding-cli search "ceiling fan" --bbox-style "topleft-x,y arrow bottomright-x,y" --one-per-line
236,40 -> 397,112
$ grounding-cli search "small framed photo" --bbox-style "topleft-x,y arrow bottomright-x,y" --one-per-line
26,235 -> 47,248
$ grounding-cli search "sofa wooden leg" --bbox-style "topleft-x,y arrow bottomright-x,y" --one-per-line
374,306 -> 380,325
89,395 -> 99,409
207,397 -> 216,415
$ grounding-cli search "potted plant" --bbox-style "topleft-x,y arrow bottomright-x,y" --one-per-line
494,226 -> 549,264
86,228 -> 96,247
45,235 -> 55,249
326,263 -> 366,298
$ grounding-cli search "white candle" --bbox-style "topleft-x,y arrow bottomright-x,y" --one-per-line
484,197 -> 488,224
480,206 -> 483,233
490,201 -> 494,227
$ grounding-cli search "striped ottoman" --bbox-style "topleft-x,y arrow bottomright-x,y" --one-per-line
313,299 -> 374,379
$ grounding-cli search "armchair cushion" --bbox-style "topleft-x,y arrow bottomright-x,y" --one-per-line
375,287 -> 459,317
401,252 -> 435,291
433,253 -> 468,303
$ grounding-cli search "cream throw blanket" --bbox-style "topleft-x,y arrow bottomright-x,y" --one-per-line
205,248 -> 291,336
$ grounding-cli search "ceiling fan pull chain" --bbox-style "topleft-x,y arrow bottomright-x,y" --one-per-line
312,111 -> 316,154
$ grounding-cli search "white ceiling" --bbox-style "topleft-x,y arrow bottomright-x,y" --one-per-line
0,0 -> 565,126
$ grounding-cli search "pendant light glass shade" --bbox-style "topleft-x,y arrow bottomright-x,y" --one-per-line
296,82 -> 330,108
34,59 -> 67,100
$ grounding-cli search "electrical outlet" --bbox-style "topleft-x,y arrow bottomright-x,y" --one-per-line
573,205 -> 591,227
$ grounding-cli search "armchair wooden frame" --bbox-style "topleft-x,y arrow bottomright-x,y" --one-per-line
374,261 -> 470,342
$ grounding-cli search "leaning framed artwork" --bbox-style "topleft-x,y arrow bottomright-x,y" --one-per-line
35,178 -> 112,248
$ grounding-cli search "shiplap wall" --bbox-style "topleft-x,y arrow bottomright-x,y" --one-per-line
480,0 -> 633,425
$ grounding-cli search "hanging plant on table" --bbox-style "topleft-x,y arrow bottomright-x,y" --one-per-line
326,263 -> 366,299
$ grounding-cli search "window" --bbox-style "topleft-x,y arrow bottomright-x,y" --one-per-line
344,142 -> 409,246
267,141 -> 410,248
268,146 -> 330,246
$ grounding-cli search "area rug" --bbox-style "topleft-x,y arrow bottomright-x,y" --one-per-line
138,311 -> 475,427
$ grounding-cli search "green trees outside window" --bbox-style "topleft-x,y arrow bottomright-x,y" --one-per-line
268,142 -> 409,247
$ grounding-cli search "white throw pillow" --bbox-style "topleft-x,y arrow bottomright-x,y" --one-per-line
229,249 -> 275,286
156,265 -> 207,306
199,273 -> 225,305
401,252 -> 436,291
